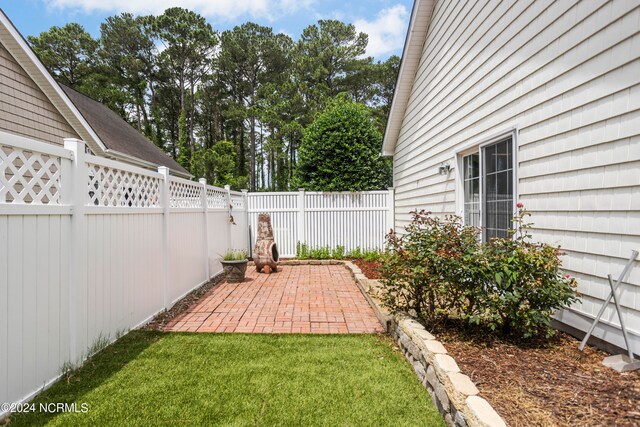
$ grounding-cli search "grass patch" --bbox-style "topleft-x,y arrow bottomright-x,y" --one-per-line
8,332 -> 443,426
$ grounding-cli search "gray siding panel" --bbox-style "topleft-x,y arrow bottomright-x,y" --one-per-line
0,43 -> 79,145
393,0 -> 640,352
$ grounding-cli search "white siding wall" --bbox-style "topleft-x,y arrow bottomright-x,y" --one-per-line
393,0 -> 640,353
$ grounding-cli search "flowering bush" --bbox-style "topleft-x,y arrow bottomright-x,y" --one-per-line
380,205 -> 579,339
380,211 -> 485,325
479,205 -> 579,338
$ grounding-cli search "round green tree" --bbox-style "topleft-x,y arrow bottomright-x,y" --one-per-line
294,95 -> 392,191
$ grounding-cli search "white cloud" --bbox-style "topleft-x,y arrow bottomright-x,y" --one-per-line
48,0 -> 314,22
354,4 -> 408,58
278,0 -> 315,14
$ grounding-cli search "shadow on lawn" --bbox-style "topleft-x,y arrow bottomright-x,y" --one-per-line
7,331 -> 163,426
7,332 -> 444,427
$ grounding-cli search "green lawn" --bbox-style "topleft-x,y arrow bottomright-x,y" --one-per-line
8,332 -> 443,426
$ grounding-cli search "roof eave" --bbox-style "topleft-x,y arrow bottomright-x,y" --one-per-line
381,0 -> 436,157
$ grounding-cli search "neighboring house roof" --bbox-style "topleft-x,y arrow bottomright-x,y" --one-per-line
0,9 -> 190,177
60,85 -> 189,175
382,0 -> 436,156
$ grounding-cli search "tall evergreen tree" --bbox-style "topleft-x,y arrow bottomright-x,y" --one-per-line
153,7 -> 217,170
27,10 -> 399,191
294,95 -> 392,191
217,23 -> 289,191
296,20 -> 370,109
99,13 -> 157,136
28,23 -> 98,88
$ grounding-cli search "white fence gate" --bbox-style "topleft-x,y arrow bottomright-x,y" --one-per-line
0,133 -> 248,415
247,190 -> 394,257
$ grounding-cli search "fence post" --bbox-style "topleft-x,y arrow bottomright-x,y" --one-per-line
158,167 -> 170,309
297,188 -> 306,252
225,185 -> 232,250
241,189 -> 250,255
63,138 -> 87,364
387,187 -> 395,234
200,178 -> 210,280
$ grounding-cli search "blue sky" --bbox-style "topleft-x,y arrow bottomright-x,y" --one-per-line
0,0 -> 413,60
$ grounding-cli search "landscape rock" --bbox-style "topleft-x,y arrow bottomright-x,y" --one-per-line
464,396 -> 506,427
412,359 -> 426,380
340,260 -> 503,427
414,328 -> 436,341
445,413 -> 454,427
434,379 -> 450,412
424,339 -> 448,355
445,372 -> 479,409
454,409 -> 468,427
434,353 -> 460,381
426,365 -> 438,388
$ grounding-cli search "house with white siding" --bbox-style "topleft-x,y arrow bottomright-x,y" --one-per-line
383,0 -> 640,355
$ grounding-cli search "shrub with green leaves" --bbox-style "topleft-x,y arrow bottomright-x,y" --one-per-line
332,246 -> 345,259
479,205 -> 579,338
380,206 -> 579,339
347,246 -> 364,259
296,242 -> 310,259
380,211 -> 484,325
295,243 -> 332,259
362,250 -> 383,262
294,94 -> 392,191
295,243 -> 383,261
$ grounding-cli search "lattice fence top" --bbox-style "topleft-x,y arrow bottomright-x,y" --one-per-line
206,186 -> 227,209
87,162 -> 161,207
169,179 -> 202,208
230,194 -> 245,210
0,144 -> 62,204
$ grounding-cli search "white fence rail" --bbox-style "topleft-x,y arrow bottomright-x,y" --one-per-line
0,134 -> 248,414
247,190 -> 394,257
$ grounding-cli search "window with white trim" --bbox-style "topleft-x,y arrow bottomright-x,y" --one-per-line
460,136 -> 515,241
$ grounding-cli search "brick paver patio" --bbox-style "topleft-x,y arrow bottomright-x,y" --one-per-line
164,264 -> 384,334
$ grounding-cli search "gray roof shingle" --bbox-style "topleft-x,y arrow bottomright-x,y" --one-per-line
60,84 -> 189,176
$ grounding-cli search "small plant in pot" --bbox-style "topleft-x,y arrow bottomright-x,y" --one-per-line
221,250 -> 249,283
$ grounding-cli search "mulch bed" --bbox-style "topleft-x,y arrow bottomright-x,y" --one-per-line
436,323 -> 640,426
141,273 -> 225,331
355,262 -> 640,426
352,258 -> 382,280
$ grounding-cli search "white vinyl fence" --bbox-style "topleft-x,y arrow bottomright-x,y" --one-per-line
248,190 -> 394,257
0,133 -> 248,414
